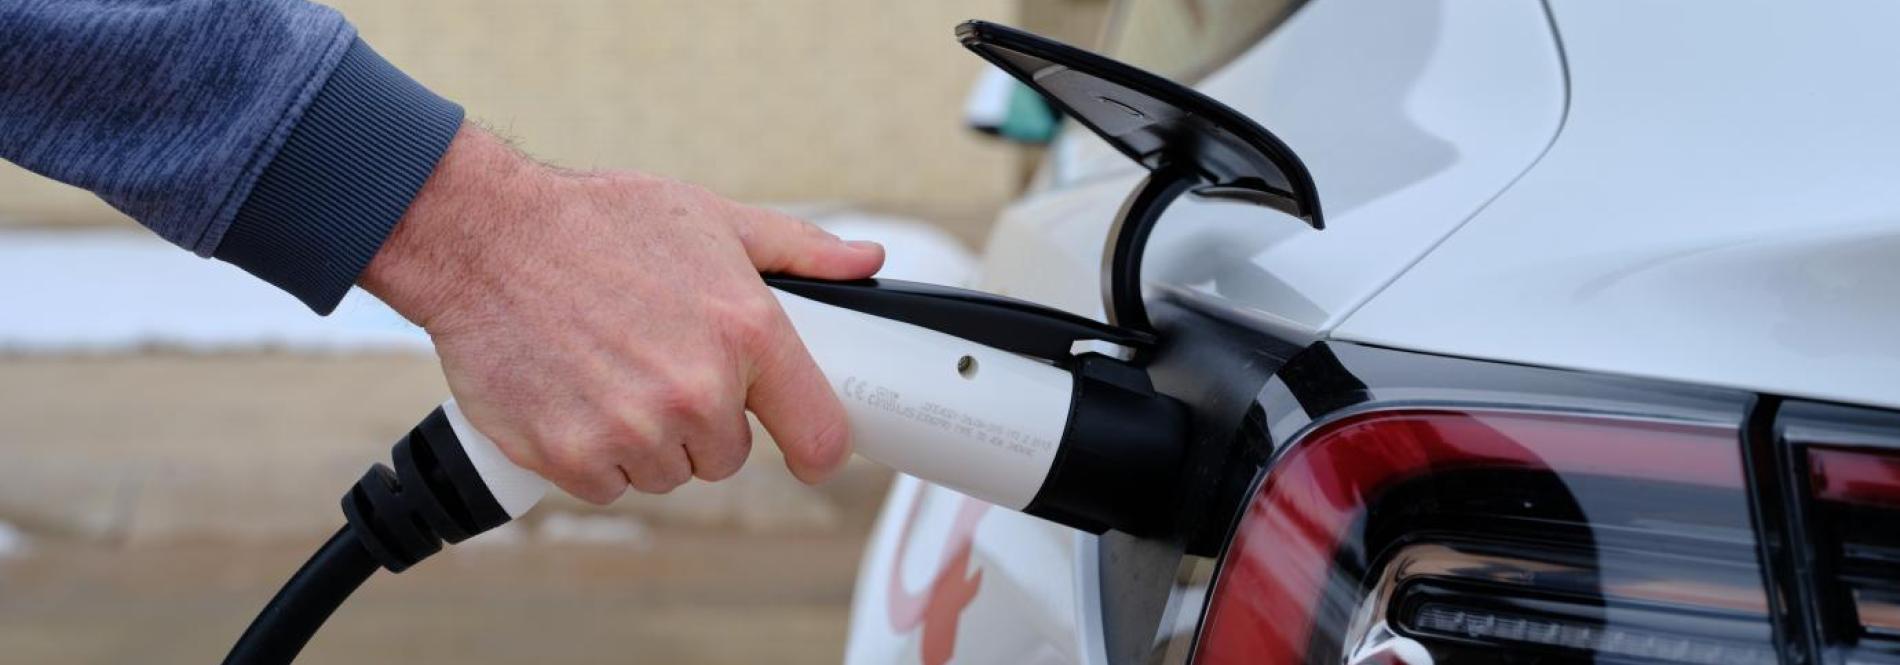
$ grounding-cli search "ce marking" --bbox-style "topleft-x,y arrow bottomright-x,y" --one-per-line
842,376 -> 870,401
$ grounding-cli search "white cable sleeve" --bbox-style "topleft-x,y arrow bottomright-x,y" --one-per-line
442,399 -> 549,519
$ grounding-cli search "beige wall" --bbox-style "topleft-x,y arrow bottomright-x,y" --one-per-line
0,1 -> 1108,243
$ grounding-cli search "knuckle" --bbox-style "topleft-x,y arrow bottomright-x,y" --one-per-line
624,473 -> 662,494
539,438 -> 597,478
604,410 -> 661,450
790,217 -> 829,239
694,439 -> 751,482
694,463 -> 738,483
578,483 -> 627,506
537,442 -> 624,506
656,370 -> 726,423
662,459 -> 694,488
735,423 -> 757,456
813,414 -> 850,456
630,481 -> 678,496
794,412 -> 851,472
722,293 -> 783,349
524,418 -> 580,454
629,465 -> 690,495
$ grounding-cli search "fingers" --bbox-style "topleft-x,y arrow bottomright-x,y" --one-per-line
452,402 -> 637,505
557,372 -> 752,500
530,438 -> 634,506
618,444 -> 694,495
535,435 -> 697,503
507,414 -> 695,503
684,410 -> 753,481
733,207 -> 885,280
650,365 -> 752,484
745,310 -> 852,484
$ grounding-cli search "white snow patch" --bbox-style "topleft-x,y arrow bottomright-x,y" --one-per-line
535,512 -> 651,548
458,519 -> 529,548
0,229 -> 429,354
0,212 -> 974,355
0,520 -> 28,558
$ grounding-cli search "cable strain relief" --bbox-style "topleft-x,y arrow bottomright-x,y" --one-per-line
341,407 -> 514,572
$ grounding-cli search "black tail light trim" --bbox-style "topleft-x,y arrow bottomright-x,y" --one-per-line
1774,400 -> 1900,662
1742,395 -> 1827,664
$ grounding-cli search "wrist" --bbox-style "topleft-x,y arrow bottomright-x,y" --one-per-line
217,38 -> 465,315
360,124 -> 542,330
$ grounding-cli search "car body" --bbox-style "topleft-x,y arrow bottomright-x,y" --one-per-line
844,1 -> 1900,663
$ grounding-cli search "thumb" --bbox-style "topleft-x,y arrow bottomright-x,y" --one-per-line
746,307 -> 853,484
734,207 -> 885,279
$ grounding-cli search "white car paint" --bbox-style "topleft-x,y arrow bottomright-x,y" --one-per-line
1335,0 -> 1900,410
845,475 -> 1095,665
851,0 -> 1900,663
989,0 -> 1567,335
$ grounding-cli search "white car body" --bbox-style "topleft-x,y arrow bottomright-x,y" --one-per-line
845,1 -> 1900,663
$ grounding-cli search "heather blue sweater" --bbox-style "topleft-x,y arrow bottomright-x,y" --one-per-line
0,1 -> 464,313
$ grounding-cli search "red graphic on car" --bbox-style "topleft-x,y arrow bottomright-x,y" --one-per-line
886,491 -> 991,665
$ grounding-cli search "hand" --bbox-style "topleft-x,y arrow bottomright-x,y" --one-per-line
360,125 -> 885,503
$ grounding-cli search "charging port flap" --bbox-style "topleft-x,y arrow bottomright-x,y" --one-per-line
956,20 -> 1322,227
956,21 -> 1323,333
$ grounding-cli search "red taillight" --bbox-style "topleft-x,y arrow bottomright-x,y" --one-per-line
1809,447 -> 1900,509
1193,409 -> 1761,664
1801,445 -> 1900,649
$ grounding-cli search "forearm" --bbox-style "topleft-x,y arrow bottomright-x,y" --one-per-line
0,1 -> 462,313
360,124 -> 535,330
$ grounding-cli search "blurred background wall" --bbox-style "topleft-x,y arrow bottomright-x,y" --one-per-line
0,0 -> 1109,244
0,2 -> 1111,663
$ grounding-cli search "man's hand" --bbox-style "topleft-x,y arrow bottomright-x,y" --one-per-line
360,125 -> 884,504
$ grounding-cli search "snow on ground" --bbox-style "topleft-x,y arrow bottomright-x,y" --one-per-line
0,212 -> 973,355
534,513 -> 653,549
0,229 -> 428,354
0,520 -> 26,558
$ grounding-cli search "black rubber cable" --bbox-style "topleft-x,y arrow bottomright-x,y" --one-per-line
223,407 -> 514,663
222,526 -> 379,665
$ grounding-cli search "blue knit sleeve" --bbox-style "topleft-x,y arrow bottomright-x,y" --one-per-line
0,1 -> 464,313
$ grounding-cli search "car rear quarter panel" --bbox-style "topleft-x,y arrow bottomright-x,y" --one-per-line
1337,1 -> 1900,410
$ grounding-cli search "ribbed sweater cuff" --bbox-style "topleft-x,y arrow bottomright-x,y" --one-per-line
215,38 -> 464,314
